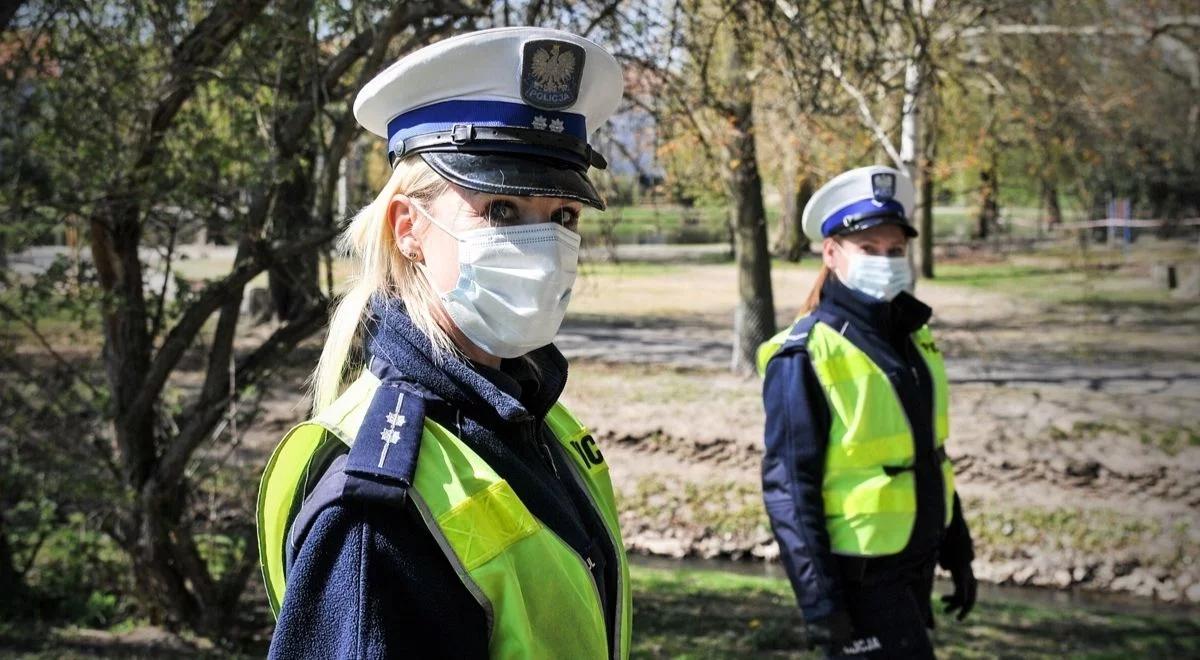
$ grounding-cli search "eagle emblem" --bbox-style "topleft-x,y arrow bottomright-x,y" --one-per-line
871,173 -> 896,202
531,44 -> 576,93
521,40 -> 585,110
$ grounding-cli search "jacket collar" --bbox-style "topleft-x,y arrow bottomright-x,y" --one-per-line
366,296 -> 568,424
820,274 -> 932,337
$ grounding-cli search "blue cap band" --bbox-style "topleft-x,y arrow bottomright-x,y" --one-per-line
387,100 -> 586,157
820,198 -> 907,237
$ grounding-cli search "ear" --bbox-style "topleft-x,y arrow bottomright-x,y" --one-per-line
822,237 -> 839,271
388,194 -> 423,263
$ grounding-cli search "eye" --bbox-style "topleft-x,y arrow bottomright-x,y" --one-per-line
483,200 -> 520,225
550,206 -> 580,231
887,247 -> 906,258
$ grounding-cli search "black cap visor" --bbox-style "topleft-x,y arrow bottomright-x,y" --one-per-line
831,212 -> 918,238
419,151 -> 605,210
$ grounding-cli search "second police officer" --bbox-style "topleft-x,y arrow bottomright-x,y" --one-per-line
759,166 -> 978,658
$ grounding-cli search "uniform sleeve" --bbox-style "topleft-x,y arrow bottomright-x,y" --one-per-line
268,500 -> 489,659
761,351 -> 845,622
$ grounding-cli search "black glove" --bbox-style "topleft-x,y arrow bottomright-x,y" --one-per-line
941,558 -> 977,621
804,609 -> 855,651
939,494 -> 977,621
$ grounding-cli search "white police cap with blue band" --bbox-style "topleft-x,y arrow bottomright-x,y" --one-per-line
354,27 -> 623,209
802,165 -> 917,242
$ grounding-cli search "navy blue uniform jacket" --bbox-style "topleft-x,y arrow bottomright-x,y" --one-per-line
268,299 -> 619,658
762,276 -> 973,624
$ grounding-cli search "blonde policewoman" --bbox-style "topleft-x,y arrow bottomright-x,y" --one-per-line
257,28 -> 630,658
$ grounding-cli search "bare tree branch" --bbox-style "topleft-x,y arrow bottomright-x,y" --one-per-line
824,56 -> 904,169
155,300 -> 328,488
959,17 -> 1200,41
126,224 -> 341,428
136,0 -> 272,172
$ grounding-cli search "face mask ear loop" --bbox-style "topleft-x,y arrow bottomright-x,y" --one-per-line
410,198 -> 462,242
831,238 -> 852,281
907,248 -> 919,293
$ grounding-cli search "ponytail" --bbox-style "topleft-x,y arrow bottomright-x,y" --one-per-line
800,264 -> 830,316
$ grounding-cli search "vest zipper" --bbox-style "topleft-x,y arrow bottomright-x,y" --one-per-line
537,434 -> 562,480
545,437 -> 625,660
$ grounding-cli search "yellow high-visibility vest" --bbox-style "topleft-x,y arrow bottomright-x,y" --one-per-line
761,318 -> 955,556
257,369 -> 631,659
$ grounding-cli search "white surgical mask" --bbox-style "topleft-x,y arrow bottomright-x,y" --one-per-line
412,202 -> 581,358
837,244 -> 913,302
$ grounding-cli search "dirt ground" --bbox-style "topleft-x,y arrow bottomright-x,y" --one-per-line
228,246 -> 1200,603
17,243 -> 1193,611
550,249 -> 1200,603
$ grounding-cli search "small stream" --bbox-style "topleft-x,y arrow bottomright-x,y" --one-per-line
629,554 -> 1200,622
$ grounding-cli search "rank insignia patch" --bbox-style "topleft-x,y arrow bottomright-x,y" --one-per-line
347,382 -> 426,489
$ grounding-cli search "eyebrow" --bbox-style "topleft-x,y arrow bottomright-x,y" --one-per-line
856,241 -> 904,252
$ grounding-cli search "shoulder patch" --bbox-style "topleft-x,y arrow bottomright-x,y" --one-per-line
777,315 -> 822,355
344,382 -> 426,504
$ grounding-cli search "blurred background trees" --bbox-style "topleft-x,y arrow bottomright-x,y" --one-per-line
2,0 -> 1197,643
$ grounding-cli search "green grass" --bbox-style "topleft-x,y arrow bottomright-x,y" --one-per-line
1044,419 -> 1200,456
579,261 -> 691,278
932,253 -> 1190,310
3,556 -> 1197,658
965,504 -> 1177,560
581,204 -> 733,245
629,565 -> 1200,659
621,477 -> 768,538
579,203 -> 1054,245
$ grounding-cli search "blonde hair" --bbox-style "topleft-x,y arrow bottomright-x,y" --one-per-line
311,157 -> 452,413
800,264 -> 831,316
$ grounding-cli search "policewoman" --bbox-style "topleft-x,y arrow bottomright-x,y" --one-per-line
257,28 -> 630,658
758,166 -> 976,658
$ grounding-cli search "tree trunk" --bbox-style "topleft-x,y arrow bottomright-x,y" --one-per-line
268,152 -> 320,321
774,169 -> 813,262
268,0 -> 321,322
86,0 -> 270,634
976,93 -> 999,240
729,108 -> 776,374
918,163 -> 935,279
0,510 -> 26,614
1042,180 -> 1061,228
91,205 -> 156,489
899,55 -> 922,186
901,51 -> 938,279
724,15 -> 775,375
976,170 -> 997,239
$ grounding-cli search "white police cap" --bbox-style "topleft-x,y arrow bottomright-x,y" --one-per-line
354,27 -> 623,209
801,165 -> 917,242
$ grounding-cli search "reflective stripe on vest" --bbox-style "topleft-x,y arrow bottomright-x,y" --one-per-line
806,321 -> 955,556
256,370 -> 631,659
